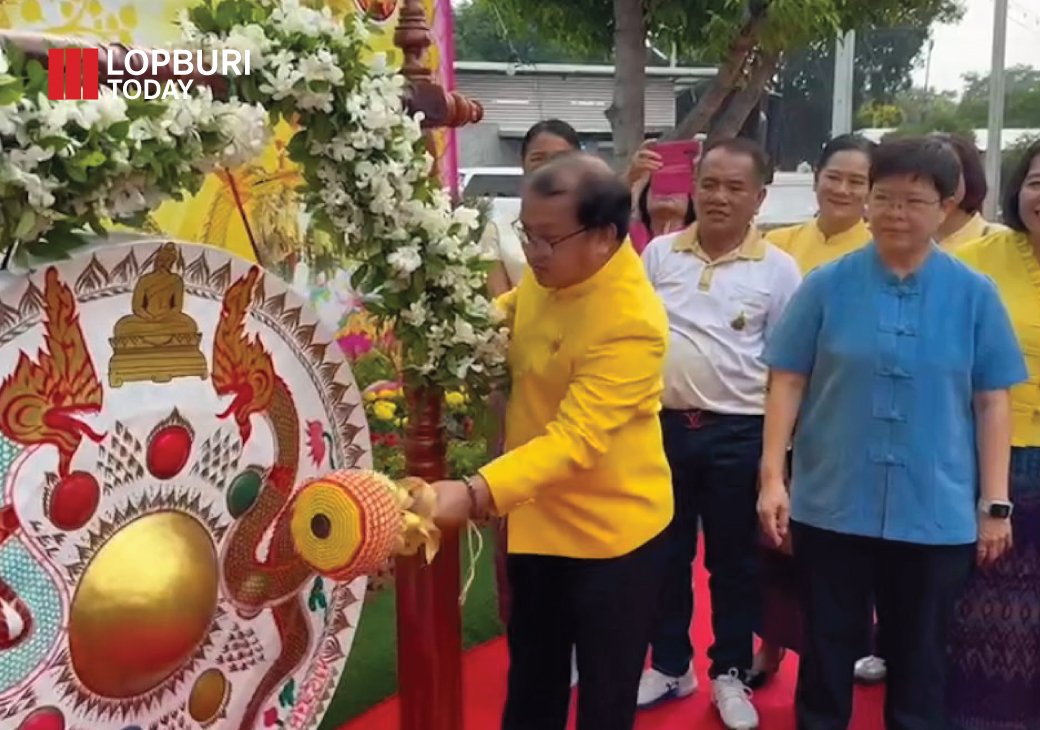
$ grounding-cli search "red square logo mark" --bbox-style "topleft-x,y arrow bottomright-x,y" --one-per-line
47,48 -> 99,100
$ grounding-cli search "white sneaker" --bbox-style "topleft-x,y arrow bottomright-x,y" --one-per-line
853,655 -> 886,684
712,670 -> 759,730
570,648 -> 578,687
636,667 -> 697,709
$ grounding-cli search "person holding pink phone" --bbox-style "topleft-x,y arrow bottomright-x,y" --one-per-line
626,141 -> 698,252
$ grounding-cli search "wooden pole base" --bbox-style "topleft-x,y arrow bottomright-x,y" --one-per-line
396,385 -> 463,730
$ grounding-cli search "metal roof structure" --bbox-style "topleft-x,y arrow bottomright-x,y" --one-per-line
454,61 -> 716,137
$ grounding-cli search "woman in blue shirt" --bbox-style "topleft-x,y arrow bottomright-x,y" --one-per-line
758,138 -> 1026,730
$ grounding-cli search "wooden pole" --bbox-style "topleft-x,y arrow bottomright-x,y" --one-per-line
392,6 -> 465,728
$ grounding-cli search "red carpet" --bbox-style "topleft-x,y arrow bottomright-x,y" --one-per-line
341,553 -> 886,730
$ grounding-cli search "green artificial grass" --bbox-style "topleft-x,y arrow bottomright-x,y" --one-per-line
319,527 -> 504,729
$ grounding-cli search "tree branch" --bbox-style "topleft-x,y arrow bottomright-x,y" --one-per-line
708,48 -> 781,140
663,2 -> 771,140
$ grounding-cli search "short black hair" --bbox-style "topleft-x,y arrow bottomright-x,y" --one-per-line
637,181 -> 696,235
527,152 -> 632,243
931,134 -> 988,214
1002,139 -> 1040,232
699,137 -> 770,186
869,138 -> 961,200
816,134 -> 876,175
521,119 -> 581,159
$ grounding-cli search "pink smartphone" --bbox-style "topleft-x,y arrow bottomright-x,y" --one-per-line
649,140 -> 700,197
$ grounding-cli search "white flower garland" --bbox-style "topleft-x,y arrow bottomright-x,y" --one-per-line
0,0 -> 507,394
0,43 -> 269,262
181,0 -> 507,392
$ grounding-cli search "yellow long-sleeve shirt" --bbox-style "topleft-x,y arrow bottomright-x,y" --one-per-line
766,218 -> 872,275
480,243 -> 674,559
955,230 -> 1040,447
940,212 -> 1005,250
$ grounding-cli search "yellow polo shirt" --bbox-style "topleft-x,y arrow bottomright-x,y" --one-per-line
766,219 -> 871,274
941,213 -> 1005,251
955,230 -> 1040,447
481,243 -> 673,558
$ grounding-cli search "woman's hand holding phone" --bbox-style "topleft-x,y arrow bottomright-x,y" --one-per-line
626,141 -> 663,187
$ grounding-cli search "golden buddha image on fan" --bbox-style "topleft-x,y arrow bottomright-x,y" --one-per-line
108,242 -> 209,387
0,241 -> 437,730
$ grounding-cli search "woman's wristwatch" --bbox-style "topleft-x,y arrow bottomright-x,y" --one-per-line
978,499 -> 1014,519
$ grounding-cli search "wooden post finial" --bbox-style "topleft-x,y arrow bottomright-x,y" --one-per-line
394,0 -> 433,84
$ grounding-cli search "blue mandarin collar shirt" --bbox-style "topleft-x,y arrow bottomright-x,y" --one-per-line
764,243 -> 1028,545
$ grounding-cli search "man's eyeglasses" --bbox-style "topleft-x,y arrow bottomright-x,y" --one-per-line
513,221 -> 588,252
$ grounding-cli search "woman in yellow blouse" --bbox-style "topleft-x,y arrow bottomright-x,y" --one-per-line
947,140 -> 1040,730
767,134 -> 875,274
934,134 -> 1005,249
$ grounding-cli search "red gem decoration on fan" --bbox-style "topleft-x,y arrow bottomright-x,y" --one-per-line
46,471 -> 100,531
0,504 -> 19,543
0,578 -> 34,651
14,707 -> 64,730
146,409 -> 195,480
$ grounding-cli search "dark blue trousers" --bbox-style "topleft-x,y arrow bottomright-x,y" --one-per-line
648,409 -> 763,679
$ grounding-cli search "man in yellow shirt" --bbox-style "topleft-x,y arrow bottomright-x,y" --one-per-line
433,152 -> 674,730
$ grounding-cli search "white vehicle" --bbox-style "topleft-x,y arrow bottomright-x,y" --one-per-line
459,166 -> 817,232
460,167 -> 522,232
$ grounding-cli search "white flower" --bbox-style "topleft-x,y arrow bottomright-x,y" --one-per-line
453,316 -> 478,345
298,49 -> 344,86
258,62 -> 301,101
96,91 -> 129,127
452,206 -> 480,230
387,245 -> 423,277
403,297 -> 429,327
106,179 -> 151,218
7,144 -> 53,171
223,24 -> 273,64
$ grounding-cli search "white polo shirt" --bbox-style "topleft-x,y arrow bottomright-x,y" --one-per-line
643,224 -> 802,415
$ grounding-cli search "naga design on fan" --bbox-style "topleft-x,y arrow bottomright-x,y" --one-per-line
212,266 -> 315,730
0,268 -> 104,478
0,267 -> 104,652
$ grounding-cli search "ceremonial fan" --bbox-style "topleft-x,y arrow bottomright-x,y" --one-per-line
0,240 -> 437,730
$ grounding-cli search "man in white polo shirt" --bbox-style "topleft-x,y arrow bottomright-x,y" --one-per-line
638,138 -> 802,730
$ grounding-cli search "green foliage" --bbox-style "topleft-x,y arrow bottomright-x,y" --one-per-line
958,66 -> 1040,129
887,88 -> 976,139
857,100 -> 905,128
777,23 -> 942,168
453,0 -> 609,63
478,0 -> 961,68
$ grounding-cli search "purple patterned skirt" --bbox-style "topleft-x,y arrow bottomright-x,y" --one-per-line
947,446 -> 1040,730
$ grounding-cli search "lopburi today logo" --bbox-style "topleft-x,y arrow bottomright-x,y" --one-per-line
47,47 -> 251,101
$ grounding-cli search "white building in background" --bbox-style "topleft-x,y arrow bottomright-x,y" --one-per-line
452,61 -> 715,166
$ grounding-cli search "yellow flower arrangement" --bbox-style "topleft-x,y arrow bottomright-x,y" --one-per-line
444,391 -> 466,411
372,400 -> 397,422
